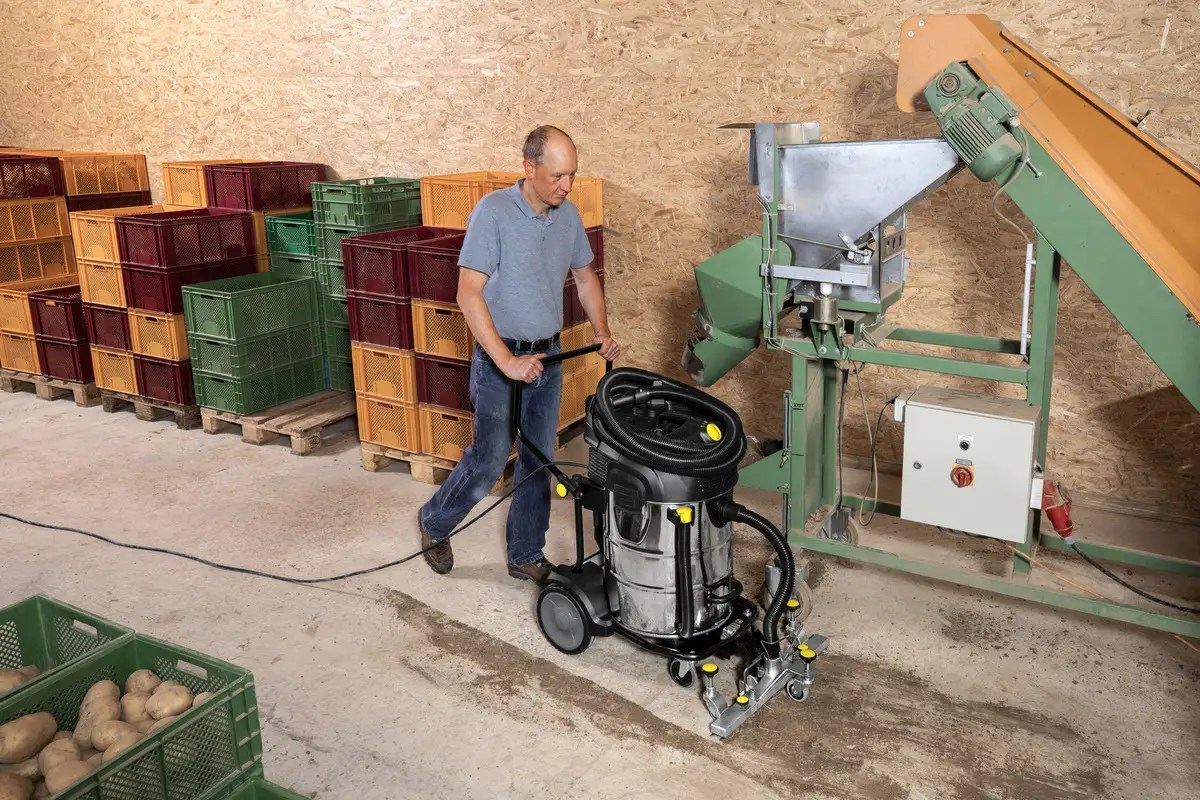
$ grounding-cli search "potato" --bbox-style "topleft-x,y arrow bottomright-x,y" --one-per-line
0,673 -> 29,696
36,738 -> 79,776
134,720 -> 156,735
49,734 -> 69,744
119,692 -> 151,726
42,761 -> 90,795
0,757 -> 38,781
85,753 -> 102,769
76,747 -> 97,762
90,721 -> 135,753
31,781 -> 47,800
123,671 -> 161,697
100,731 -> 141,764
145,717 -> 176,735
72,682 -> 120,751
192,692 -> 214,708
0,773 -> 33,800
145,685 -> 192,720
0,714 -> 57,765
152,681 -> 182,694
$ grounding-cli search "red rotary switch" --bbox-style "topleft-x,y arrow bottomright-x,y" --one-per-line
950,465 -> 974,488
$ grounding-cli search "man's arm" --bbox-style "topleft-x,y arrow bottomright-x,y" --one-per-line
458,268 -> 544,383
572,265 -> 621,362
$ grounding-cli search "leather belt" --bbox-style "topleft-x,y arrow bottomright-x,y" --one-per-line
500,332 -> 560,353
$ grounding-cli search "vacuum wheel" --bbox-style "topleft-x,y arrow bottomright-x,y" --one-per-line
667,658 -> 694,688
793,580 -> 815,624
537,584 -> 592,655
786,678 -> 810,703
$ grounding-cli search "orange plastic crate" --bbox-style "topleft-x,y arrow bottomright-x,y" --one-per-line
419,403 -> 473,462
411,299 -> 474,361
55,152 -> 150,196
357,394 -> 421,452
560,321 -> 594,357
69,204 -> 164,263
558,372 -> 582,429
0,236 -> 76,284
90,346 -> 138,394
420,171 -> 603,230
256,253 -> 271,273
0,197 -> 70,244
0,332 -> 41,374
128,309 -> 189,360
0,275 -> 79,334
78,259 -> 126,307
351,342 -> 416,402
162,160 -> 251,207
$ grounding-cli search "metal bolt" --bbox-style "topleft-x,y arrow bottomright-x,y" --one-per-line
907,30 -> 914,38
818,346 -> 827,354
918,19 -> 925,26
1003,47 -> 1010,53
1025,71 -> 1033,78
914,462 -> 922,470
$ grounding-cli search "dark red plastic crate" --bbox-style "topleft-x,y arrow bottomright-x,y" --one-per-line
0,155 -> 65,200
347,292 -> 413,350
406,233 -> 466,304
124,256 -> 257,315
586,226 -> 605,272
29,285 -> 87,343
34,337 -> 94,383
204,162 -> 327,211
415,354 -> 472,412
116,208 -> 256,268
83,303 -> 132,351
134,354 -> 195,406
65,190 -> 152,212
343,226 -> 459,300
564,267 -> 604,327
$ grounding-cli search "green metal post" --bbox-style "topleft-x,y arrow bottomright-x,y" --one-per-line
821,360 -> 840,505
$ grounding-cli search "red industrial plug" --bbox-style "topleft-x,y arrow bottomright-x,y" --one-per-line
1042,481 -> 1075,543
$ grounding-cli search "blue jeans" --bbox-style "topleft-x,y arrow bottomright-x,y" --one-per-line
419,343 -> 563,566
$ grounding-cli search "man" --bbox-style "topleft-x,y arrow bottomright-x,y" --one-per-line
417,125 -> 620,585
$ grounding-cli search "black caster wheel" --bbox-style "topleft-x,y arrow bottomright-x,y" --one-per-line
667,658 -> 695,688
786,678 -> 809,702
537,584 -> 592,655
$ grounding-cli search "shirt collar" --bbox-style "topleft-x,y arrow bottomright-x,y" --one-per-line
509,180 -> 554,222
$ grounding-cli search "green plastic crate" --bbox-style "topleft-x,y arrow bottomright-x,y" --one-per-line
194,358 -> 324,414
315,259 -> 346,299
322,320 -> 351,361
265,211 -> 316,257
315,221 -> 396,264
0,595 -> 132,704
268,254 -> 317,279
311,177 -> 421,229
189,324 -> 322,379
223,778 -> 309,800
183,274 -> 319,342
320,296 -> 349,327
326,357 -> 354,393
0,634 -> 262,800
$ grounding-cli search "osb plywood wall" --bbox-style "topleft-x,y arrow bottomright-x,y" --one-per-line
2,1 -> 1197,516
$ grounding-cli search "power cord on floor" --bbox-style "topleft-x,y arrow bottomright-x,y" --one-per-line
0,460 -> 587,586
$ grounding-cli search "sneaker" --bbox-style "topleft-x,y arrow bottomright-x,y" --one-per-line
418,514 -> 453,575
507,558 -> 555,586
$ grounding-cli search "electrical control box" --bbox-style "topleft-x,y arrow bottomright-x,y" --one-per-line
897,387 -> 1040,542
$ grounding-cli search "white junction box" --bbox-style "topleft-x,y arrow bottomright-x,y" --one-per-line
897,387 -> 1040,543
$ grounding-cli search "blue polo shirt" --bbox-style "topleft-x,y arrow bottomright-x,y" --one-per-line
457,181 -> 594,341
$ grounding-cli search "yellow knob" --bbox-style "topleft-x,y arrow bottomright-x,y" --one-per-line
735,695 -> 749,705
786,599 -> 800,609
800,648 -> 816,659
555,483 -> 568,498
700,663 -> 718,674
705,423 -> 723,442
675,506 -> 693,524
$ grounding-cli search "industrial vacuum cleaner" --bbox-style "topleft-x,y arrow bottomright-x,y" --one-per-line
511,347 -> 827,739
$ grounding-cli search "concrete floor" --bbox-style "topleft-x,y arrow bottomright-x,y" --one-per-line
2,389 -> 1199,800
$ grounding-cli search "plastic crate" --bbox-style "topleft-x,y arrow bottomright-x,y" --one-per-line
327,356 -> 354,392
316,259 -> 347,298
419,403 -> 473,461
558,371 -> 582,429
162,159 -> 252,207
0,235 -> 76,284
78,259 -> 126,307
256,253 -> 271,274
84,303 -> 132,350
252,207 -> 309,258
347,293 -> 412,350
420,171 -> 604,229
129,309 -> 190,360
268,253 -> 318,280
29,285 -> 86,342
564,266 -> 604,328
0,155 -> 64,200
0,595 -> 132,704
0,196 -> 69,244
0,332 -> 40,373
124,257 -> 258,315
188,324 -> 322,378
322,320 -> 351,361
341,225 -> 458,300
182,273 -> 319,341
49,151 -> 149,196
90,346 -> 138,393
321,295 -> 349,328
66,190 -> 153,213
406,233 -> 466,303
560,321 -> 594,354
35,337 -> 94,382
69,204 -> 164,263
133,354 -> 195,405
0,275 -> 78,334
116,208 -> 257,268
265,211 -> 316,257
225,778 -> 309,800
0,633 -> 261,800
356,394 -> 420,452
353,343 -> 416,402
412,299 -> 473,361
193,358 -> 324,414
205,162 -> 327,211
414,353 -> 470,411
312,177 -> 422,228
316,221 -> 396,264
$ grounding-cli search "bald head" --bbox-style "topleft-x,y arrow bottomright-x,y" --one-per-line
521,125 -> 578,211
523,125 -> 574,165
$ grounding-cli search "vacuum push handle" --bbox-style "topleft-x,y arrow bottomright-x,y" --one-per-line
539,342 -> 602,367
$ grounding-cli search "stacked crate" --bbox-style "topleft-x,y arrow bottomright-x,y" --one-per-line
184,273 -> 324,415
29,283 -> 94,383
3,149 -> 151,211
312,178 -> 423,392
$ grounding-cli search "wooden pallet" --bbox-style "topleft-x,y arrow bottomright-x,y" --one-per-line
100,390 -> 201,429
200,389 -> 356,455
361,418 -> 587,492
0,368 -> 100,407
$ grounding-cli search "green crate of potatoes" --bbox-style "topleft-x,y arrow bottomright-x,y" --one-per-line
183,274 -> 319,342
265,211 -> 316,257
268,254 -> 318,279
311,177 -> 421,229
222,778 -> 310,800
189,324 -> 322,379
0,633 -> 262,800
0,595 -> 133,705
194,358 -> 324,415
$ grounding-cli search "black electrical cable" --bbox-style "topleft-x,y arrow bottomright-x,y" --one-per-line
0,460 -> 587,587
1068,542 -> 1200,616
862,396 -> 898,526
